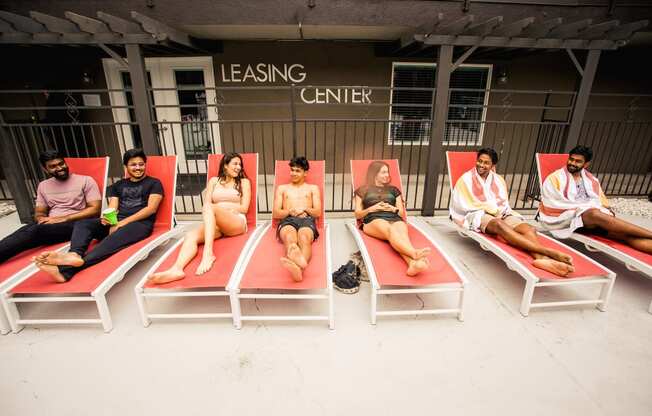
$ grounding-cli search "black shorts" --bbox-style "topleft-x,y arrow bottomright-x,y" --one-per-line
277,215 -> 319,240
360,211 -> 404,230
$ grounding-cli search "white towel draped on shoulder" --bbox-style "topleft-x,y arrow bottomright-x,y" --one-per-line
539,167 -> 611,238
450,169 -> 518,232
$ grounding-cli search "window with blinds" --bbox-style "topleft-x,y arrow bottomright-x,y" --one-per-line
388,63 -> 491,145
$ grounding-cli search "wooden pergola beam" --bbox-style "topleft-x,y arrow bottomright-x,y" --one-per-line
432,15 -> 475,35
29,11 -> 80,33
490,17 -> 535,37
0,33 -> 158,44
605,20 -> 649,40
547,18 -> 592,38
0,10 -> 46,33
96,11 -> 144,35
397,12 -> 444,50
521,17 -> 564,38
64,11 -> 110,33
577,20 -> 620,40
415,34 -> 622,50
463,16 -> 503,37
130,11 -> 191,46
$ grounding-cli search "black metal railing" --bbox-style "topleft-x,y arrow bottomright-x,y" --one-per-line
1,86 -> 650,217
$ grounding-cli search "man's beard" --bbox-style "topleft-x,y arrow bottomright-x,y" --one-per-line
567,165 -> 581,174
53,170 -> 69,181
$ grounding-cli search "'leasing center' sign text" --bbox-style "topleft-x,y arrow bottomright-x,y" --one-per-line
220,63 -> 372,104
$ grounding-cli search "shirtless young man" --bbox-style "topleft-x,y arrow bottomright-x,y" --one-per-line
540,145 -> 652,254
272,157 -> 322,282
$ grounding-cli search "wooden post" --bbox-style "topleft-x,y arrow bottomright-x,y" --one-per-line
125,44 -> 159,155
0,114 -> 34,223
421,44 -> 453,216
564,49 -> 601,152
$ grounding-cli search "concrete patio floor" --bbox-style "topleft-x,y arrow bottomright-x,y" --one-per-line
0,212 -> 651,416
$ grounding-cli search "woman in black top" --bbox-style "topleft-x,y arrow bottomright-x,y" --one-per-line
354,161 -> 430,276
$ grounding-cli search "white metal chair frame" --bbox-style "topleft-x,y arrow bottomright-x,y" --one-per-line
448,152 -> 616,316
535,153 -> 651,314
348,217 -> 467,324
0,157 -> 182,333
227,223 -> 334,330
133,223 -> 265,326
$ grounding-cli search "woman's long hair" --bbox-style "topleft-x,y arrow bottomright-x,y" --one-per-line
217,152 -> 248,196
356,160 -> 391,198
365,160 -> 391,188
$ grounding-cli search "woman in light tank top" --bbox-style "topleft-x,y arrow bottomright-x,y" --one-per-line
148,152 -> 251,284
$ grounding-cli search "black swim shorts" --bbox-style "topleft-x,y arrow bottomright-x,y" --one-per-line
277,215 -> 319,240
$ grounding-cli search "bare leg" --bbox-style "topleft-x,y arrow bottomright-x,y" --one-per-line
196,205 -> 223,275
582,208 -> 652,240
485,219 -> 573,265
297,228 -> 315,267
279,225 -> 307,268
513,224 -> 574,277
148,226 -> 205,284
607,231 -> 652,255
363,220 -> 428,276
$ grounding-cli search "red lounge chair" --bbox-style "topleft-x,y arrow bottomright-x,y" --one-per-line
228,160 -> 333,329
0,156 -> 180,333
447,151 -> 615,316
134,153 -> 262,326
536,153 -> 651,313
0,157 -> 109,335
347,159 -> 467,324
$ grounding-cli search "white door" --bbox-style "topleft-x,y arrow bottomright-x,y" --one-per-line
103,56 -> 221,174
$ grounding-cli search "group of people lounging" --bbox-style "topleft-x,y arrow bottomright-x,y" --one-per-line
0,148 -> 164,283
1,145 -> 650,284
451,145 -> 652,276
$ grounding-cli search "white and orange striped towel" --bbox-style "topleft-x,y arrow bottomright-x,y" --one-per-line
539,167 -> 611,238
450,168 -> 518,232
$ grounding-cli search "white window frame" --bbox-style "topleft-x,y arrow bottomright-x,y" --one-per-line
103,56 -> 220,174
387,62 -> 492,146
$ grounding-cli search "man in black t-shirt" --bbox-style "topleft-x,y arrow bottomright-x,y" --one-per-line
35,149 -> 164,282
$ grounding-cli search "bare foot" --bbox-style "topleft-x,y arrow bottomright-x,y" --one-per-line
287,243 -> 307,269
415,247 -> 432,259
36,262 -> 67,283
533,258 -> 575,277
280,257 -> 303,282
195,255 -> 216,275
546,249 -> 574,266
148,268 -> 186,284
36,251 -> 84,267
33,250 -> 54,264
407,258 -> 428,276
